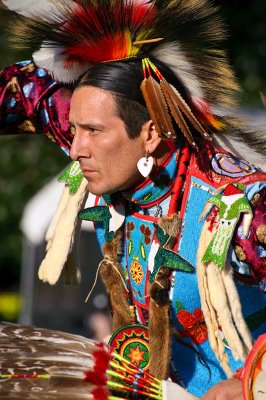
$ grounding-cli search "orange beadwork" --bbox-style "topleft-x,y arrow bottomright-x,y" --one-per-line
130,258 -> 144,285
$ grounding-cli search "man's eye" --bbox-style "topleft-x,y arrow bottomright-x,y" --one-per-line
89,127 -> 99,133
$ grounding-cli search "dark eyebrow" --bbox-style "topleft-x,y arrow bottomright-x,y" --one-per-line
69,121 -> 105,130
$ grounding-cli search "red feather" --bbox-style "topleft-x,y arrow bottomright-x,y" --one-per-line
128,1 -> 155,27
63,33 -> 129,64
93,348 -> 111,372
60,1 -> 156,66
92,386 -> 110,400
192,97 -> 225,131
84,346 -> 111,384
84,369 -> 107,385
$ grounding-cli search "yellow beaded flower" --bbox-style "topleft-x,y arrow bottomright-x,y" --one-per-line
130,258 -> 144,285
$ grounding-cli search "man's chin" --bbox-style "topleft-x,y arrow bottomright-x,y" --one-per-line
87,186 -> 121,197
85,178 -> 133,196
86,181 -> 113,196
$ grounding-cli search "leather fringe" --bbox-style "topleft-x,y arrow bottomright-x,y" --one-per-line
148,268 -> 171,379
100,230 -> 132,332
148,214 -> 181,379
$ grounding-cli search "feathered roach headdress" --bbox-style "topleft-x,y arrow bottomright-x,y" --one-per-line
5,0 -> 239,148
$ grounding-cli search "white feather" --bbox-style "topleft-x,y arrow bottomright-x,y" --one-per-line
4,0 -> 87,83
151,43 -> 204,100
1,0 -> 65,18
2,0 -> 76,21
213,131 -> 266,172
33,45 -> 91,84
213,108 -> 266,171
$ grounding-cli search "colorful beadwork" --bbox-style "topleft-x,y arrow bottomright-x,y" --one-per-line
79,201 -> 125,242
202,184 -> 253,270
148,223 -> 194,283
130,257 -> 144,285
177,308 -> 208,345
58,161 -> 83,194
109,324 -> 150,371
126,216 -> 154,306
122,149 -> 179,207
211,153 -> 257,178
91,147 -> 266,397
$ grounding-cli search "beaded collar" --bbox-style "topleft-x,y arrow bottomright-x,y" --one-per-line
122,148 -> 180,208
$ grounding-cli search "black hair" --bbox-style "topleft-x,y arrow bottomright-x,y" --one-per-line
76,58 -> 191,139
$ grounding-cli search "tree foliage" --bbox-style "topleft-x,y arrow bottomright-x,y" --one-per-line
0,11 -> 68,291
217,0 -> 266,105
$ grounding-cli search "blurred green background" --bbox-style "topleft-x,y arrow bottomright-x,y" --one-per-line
0,7 -> 68,321
0,2 -> 265,321
219,0 -> 266,105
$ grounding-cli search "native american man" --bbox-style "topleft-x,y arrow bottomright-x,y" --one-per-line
0,1 -> 265,399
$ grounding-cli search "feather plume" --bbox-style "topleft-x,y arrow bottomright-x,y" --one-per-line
0,322 -> 96,399
151,0 -> 239,108
10,0 -> 155,82
151,43 -> 204,101
213,117 -> 266,172
6,0 -> 239,106
32,45 -> 92,84
0,322 -> 166,400
140,76 -> 175,138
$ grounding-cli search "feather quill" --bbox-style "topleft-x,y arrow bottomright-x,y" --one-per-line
140,76 -> 174,138
160,79 -> 211,141
159,80 -> 197,148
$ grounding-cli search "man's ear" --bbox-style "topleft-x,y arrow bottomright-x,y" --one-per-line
142,120 -> 162,154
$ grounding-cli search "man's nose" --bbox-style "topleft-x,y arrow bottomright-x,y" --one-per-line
70,133 -> 79,160
70,130 -> 85,160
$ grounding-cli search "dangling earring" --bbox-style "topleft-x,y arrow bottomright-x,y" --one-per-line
137,151 -> 154,178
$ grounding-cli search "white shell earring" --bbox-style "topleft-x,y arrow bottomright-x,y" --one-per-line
137,151 -> 154,178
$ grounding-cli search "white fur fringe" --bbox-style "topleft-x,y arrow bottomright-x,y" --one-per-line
38,177 -> 88,285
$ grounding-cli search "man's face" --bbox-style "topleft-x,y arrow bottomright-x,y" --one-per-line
69,86 -> 147,195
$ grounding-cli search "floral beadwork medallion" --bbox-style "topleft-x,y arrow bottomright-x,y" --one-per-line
109,324 -> 150,371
